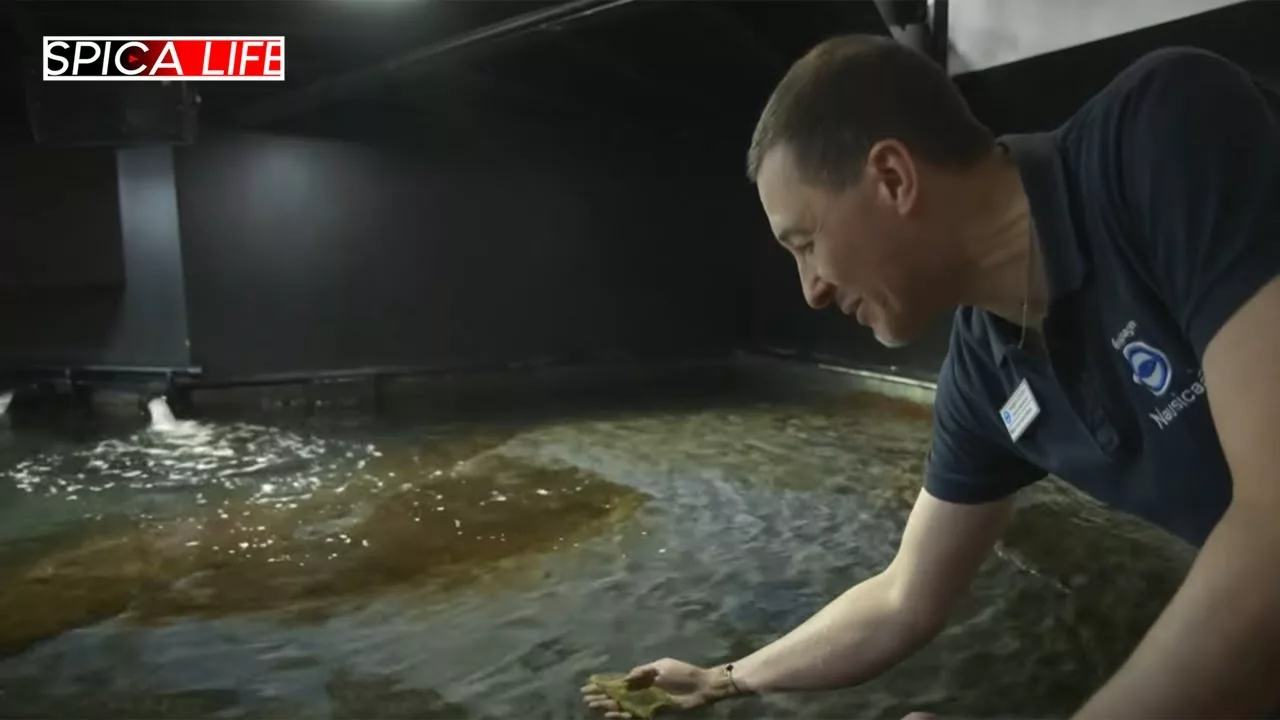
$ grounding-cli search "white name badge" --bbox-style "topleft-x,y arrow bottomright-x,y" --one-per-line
999,378 -> 1040,442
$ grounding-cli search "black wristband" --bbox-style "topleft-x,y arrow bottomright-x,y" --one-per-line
724,664 -> 743,696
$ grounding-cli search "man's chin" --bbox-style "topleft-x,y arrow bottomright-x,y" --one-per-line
873,331 -> 911,349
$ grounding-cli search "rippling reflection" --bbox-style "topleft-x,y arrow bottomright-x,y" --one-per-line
8,421 -> 353,500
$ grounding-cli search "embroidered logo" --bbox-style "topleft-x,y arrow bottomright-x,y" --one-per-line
1122,341 -> 1172,397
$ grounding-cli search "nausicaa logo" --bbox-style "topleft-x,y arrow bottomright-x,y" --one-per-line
1123,341 -> 1172,396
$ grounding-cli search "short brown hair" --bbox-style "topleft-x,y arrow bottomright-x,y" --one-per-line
746,34 -> 994,188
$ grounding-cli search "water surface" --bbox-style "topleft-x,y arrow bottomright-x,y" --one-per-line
0,391 -> 1194,718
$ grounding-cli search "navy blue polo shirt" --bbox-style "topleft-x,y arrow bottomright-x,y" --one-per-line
925,47 -> 1280,548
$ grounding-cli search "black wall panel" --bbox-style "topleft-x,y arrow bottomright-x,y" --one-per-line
0,144 -> 125,368
0,144 -> 124,288
0,146 -> 191,370
175,130 -> 751,381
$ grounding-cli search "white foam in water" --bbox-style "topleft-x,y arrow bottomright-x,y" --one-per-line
146,396 -> 210,440
147,396 -> 179,429
0,389 -> 11,418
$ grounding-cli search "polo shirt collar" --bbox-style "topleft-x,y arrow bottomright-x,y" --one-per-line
988,132 -> 1088,363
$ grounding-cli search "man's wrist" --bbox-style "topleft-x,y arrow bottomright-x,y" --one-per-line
706,663 -> 754,701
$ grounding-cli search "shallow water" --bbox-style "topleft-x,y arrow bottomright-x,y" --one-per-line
0,390 -> 1194,719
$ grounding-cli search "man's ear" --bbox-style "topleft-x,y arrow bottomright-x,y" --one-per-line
866,139 -> 918,215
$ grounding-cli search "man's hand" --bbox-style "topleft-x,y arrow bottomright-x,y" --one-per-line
581,658 -> 734,718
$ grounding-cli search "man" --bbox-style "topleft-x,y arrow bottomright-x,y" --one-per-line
582,34 -> 1280,719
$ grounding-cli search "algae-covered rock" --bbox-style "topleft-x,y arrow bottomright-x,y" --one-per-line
587,674 -> 677,719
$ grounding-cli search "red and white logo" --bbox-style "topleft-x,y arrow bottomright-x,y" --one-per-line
43,37 -> 286,81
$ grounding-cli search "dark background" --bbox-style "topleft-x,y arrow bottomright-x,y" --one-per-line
2,0 -> 1278,384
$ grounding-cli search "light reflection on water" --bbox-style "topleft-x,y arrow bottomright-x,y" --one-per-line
8,421 -> 350,497
0,417 -> 376,550
0,393 -> 1194,719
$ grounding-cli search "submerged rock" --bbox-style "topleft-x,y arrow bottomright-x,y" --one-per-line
0,447 -> 646,657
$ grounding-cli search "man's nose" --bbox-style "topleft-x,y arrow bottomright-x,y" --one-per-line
800,267 -> 834,310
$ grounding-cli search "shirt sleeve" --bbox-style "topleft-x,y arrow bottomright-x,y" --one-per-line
1115,48 -> 1280,361
924,336 -> 1046,504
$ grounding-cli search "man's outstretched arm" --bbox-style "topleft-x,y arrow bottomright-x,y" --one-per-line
728,488 -> 1013,694
583,488 -> 1014,718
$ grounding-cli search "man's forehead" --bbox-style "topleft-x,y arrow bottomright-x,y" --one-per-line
757,146 -> 812,240
758,144 -> 804,194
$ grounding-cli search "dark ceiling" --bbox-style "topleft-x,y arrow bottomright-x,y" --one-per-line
2,0 -> 892,150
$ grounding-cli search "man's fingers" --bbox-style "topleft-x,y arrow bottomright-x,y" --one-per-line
603,712 -> 632,720
588,699 -> 620,711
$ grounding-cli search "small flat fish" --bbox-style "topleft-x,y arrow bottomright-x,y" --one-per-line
588,674 -> 676,719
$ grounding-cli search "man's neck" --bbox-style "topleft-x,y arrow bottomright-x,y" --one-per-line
949,154 -> 1048,333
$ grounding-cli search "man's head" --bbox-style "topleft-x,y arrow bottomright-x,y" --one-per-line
748,34 -> 996,347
